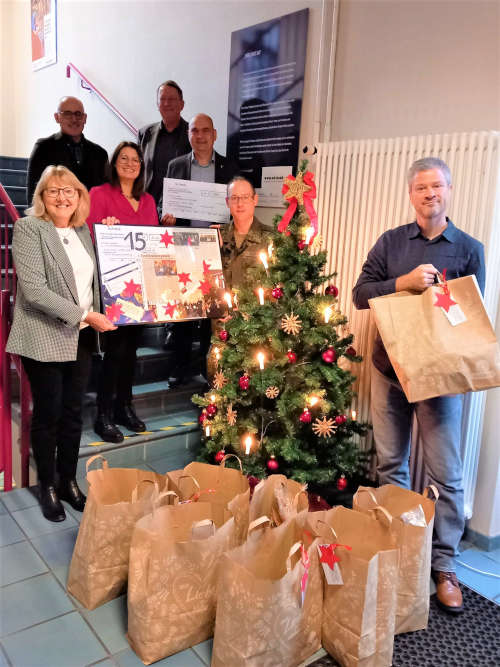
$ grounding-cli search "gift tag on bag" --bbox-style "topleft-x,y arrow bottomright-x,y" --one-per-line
433,271 -> 467,327
317,543 -> 351,585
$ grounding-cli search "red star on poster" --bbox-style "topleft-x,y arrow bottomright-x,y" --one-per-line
202,260 -> 211,275
163,301 -> 177,318
318,544 -> 339,571
198,278 -> 212,295
434,289 -> 457,313
105,302 -> 123,322
122,279 -> 141,298
178,272 -> 192,287
160,230 -> 174,247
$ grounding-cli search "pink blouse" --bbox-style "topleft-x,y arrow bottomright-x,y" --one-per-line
87,183 -> 158,240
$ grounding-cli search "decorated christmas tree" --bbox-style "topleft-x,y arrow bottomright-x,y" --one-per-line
193,163 -> 368,486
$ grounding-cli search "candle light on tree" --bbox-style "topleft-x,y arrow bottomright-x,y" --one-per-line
205,425 -> 211,437
214,347 -> 221,362
257,351 -> 265,370
305,226 -> 314,245
308,396 -> 319,407
224,292 -> 233,309
244,435 -> 253,455
324,306 -> 333,324
259,251 -> 269,272
267,242 -> 274,258
210,394 -> 216,403
258,287 -> 265,305
351,410 -> 357,421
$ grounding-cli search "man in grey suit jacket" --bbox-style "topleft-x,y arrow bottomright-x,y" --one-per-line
137,80 -> 191,215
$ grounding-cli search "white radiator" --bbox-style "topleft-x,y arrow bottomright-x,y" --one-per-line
315,131 -> 500,516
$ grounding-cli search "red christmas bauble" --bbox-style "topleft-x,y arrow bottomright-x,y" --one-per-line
218,329 -> 229,342
287,350 -> 297,363
198,410 -> 207,424
335,414 -> 347,425
215,450 -> 225,463
297,239 -> 307,251
300,408 -> 312,423
271,286 -> 283,299
239,374 -> 250,390
345,346 -> 356,357
336,475 -> 348,491
206,403 -> 217,417
325,285 -> 339,297
321,347 -> 337,364
267,456 -> 279,471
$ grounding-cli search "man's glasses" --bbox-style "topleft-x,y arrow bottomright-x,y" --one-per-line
118,156 -> 141,166
45,187 -> 77,198
228,194 -> 254,203
58,111 -> 85,119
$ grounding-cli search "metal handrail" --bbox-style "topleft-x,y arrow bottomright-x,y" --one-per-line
0,184 -> 30,491
66,62 -> 138,137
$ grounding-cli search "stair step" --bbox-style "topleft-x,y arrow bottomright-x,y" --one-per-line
0,169 -> 27,187
0,156 -> 28,171
3,186 -> 27,206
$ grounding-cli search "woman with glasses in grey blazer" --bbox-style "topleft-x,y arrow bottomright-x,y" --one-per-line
6,165 -> 116,522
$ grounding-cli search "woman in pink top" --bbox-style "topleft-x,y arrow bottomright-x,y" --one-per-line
88,141 -> 158,443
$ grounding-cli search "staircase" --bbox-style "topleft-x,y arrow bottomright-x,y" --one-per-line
1,155 -> 202,485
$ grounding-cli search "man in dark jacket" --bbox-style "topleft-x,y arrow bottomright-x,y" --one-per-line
27,96 -> 109,202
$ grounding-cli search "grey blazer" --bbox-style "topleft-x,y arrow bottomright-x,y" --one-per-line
6,216 -> 100,362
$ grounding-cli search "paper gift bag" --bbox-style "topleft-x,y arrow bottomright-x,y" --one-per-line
211,514 -> 323,667
167,455 -> 249,525
300,506 -> 399,667
67,455 -> 169,610
369,275 -> 500,402
127,490 -> 250,665
353,484 -> 437,634
249,474 -> 309,526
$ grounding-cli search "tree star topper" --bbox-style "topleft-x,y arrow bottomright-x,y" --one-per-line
283,171 -> 312,206
281,312 -> 302,336
312,416 -> 336,438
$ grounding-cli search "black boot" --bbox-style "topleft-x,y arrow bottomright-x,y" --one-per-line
114,404 -> 146,433
57,479 -> 86,512
39,485 -> 66,522
94,410 -> 124,443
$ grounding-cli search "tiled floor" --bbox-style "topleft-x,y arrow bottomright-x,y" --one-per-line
1,436 -> 498,666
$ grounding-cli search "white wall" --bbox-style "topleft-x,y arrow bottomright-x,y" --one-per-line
1,0 -> 323,159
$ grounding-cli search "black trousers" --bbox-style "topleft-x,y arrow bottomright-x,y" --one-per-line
170,319 -> 211,379
21,327 -> 94,486
96,325 -> 141,412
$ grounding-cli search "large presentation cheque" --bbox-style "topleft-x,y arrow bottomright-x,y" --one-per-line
162,178 -> 230,223
94,224 -> 227,326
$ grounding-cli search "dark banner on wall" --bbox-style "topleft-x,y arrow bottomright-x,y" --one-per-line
226,9 -> 309,206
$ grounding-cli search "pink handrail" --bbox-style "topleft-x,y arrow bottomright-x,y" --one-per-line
0,184 -> 31,491
66,63 -> 138,137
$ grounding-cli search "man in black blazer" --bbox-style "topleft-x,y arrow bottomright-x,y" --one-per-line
27,97 -> 109,202
137,80 -> 191,215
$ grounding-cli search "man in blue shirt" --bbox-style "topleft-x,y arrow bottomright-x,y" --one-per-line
353,157 -> 485,614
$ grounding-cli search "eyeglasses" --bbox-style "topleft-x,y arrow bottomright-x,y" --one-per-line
228,194 -> 254,203
58,110 -> 85,119
44,187 -> 77,198
117,156 -> 141,166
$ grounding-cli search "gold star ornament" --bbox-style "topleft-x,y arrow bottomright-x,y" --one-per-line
213,370 -> 227,390
265,386 -> 280,399
226,403 -> 237,426
281,312 -> 302,336
312,416 -> 336,438
283,171 -> 312,205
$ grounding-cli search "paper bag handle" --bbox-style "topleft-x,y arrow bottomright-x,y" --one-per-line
131,479 -> 159,503
150,490 -> 179,517
248,516 -> 271,533
177,474 -> 201,497
355,487 -> 378,505
292,486 -> 308,510
286,541 -> 303,572
86,454 -> 108,472
368,505 -> 393,526
423,484 -> 440,501
316,519 -> 339,541
191,519 -> 216,540
220,453 -> 243,473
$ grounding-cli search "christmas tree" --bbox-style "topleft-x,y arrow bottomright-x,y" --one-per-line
193,164 -> 368,486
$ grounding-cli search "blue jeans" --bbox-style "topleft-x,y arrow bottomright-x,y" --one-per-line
370,364 -> 464,572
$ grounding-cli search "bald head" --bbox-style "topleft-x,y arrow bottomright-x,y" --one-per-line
188,114 -> 217,163
54,97 -> 86,142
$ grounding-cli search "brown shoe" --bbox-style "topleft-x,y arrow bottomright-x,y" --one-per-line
432,570 -> 463,614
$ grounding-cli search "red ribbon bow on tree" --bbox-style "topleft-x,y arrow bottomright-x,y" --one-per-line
278,170 -> 318,243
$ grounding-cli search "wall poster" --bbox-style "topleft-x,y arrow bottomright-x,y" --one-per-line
31,0 -> 57,70
94,225 -> 227,326
226,9 -> 309,207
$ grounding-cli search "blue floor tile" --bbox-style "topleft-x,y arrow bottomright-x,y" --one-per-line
484,547 -> 500,565
0,514 -> 25,547
1,540 -> 48,586
1,488 -> 38,512
191,638 -> 213,665
10,504 -> 78,539
1,573 -> 74,636
82,595 -> 129,654
2,612 -> 107,667
456,548 -> 500,602
114,647 -> 205,666
30,526 -> 79,569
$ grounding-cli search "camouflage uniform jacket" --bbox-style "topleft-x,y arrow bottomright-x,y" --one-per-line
220,217 -> 269,290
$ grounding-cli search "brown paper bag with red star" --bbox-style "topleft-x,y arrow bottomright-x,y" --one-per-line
249,474 -> 309,527
369,275 -> 500,402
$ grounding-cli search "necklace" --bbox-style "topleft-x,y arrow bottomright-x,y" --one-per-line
121,190 -> 135,200
57,227 -> 73,245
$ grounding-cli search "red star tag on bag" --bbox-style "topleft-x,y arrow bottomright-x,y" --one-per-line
434,289 -> 457,313
317,543 -> 351,585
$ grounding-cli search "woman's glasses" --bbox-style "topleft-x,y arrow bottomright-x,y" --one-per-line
44,187 -> 77,198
